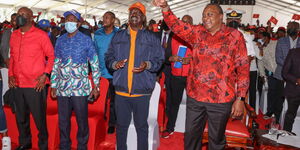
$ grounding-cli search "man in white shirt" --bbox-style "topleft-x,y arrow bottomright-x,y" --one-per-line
226,9 -> 260,110
257,32 -> 278,117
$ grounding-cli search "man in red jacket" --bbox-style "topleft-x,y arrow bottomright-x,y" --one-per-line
161,15 -> 193,138
8,7 -> 55,150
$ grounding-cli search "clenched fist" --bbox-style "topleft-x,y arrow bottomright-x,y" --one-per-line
152,0 -> 169,9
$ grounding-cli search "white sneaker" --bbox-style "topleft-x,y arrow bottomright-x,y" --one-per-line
2,136 -> 11,150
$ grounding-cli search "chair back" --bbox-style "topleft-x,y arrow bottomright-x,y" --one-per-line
89,77 -> 109,115
148,82 -> 161,122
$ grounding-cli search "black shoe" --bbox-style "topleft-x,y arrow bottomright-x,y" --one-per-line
107,126 -> 115,134
15,144 -> 32,150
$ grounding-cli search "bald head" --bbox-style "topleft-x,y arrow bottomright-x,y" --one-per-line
17,7 -> 33,29
182,15 -> 193,25
18,7 -> 33,17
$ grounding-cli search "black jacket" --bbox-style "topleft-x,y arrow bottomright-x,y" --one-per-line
282,48 -> 300,98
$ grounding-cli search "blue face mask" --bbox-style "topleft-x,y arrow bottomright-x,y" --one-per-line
97,24 -> 102,28
81,25 -> 89,29
65,22 -> 78,33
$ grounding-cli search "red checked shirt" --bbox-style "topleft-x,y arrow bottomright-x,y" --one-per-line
163,10 -> 250,103
9,26 -> 55,88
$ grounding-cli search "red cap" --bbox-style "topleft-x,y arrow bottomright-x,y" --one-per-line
277,27 -> 286,32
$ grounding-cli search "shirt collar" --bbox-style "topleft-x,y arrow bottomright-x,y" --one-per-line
16,25 -> 36,35
289,36 -> 298,42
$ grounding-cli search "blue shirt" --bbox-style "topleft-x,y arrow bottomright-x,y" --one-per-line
94,27 -> 118,79
51,31 -> 101,97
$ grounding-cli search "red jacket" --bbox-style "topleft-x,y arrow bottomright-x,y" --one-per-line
9,26 -> 54,88
171,34 -> 192,77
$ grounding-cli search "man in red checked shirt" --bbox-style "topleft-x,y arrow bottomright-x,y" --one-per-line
153,1 -> 250,150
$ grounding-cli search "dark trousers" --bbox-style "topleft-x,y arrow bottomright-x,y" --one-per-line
0,78 -> 7,133
14,87 -> 48,150
166,75 -> 186,131
107,79 -> 116,127
272,79 -> 285,123
184,97 -> 232,150
115,94 -> 150,150
283,97 -> 300,132
266,75 -> 278,115
57,96 -> 89,150
257,76 -> 264,102
163,65 -> 172,118
249,71 -> 257,110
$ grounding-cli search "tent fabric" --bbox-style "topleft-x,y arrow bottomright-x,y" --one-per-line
0,0 -> 299,26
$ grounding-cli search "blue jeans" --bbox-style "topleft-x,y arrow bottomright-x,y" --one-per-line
0,77 -> 8,133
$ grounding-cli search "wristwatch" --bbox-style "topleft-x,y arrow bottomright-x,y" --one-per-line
237,97 -> 246,102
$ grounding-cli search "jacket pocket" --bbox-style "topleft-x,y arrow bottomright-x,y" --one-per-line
133,71 -> 155,94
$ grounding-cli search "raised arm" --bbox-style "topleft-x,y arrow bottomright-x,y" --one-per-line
153,0 -> 203,45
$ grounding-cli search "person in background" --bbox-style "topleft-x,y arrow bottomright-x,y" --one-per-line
81,20 -> 90,30
158,20 -> 173,121
50,10 -> 100,150
257,32 -> 278,118
161,15 -> 193,138
94,11 -> 119,134
0,15 -> 15,150
0,14 -> 17,149
37,19 -> 51,34
114,18 -> 121,28
105,2 -> 164,149
154,1 -> 249,149
0,67 -> 11,150
59,17 -> 65,29
225,9 -> 258,110
274,21 -> 300,123
282,47 -> 300,134
97,20 -> 103,29
276,27 -> 286,40
49,26 -> 60,47
147,19 -> 156,31
9,7 -> 55,150
0,13 -> 17,68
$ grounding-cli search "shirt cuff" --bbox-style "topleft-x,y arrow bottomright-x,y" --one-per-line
112,61 -> 118,70
162,9 -> 173,17
145,61 -> 151,70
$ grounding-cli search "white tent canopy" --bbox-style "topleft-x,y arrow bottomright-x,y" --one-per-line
0,0 -> 299,27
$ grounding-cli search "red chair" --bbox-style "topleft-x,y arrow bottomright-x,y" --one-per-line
70,77 -> 109,150
202,103 -> 257,149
